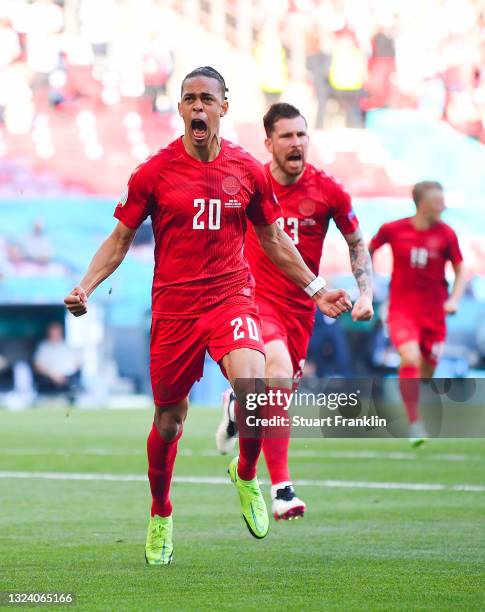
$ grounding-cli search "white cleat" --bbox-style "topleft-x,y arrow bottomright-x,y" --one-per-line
215,389 -> 238,455
271,483 -> 306,521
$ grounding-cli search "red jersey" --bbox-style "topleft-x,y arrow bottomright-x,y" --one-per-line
369,217 -> 463,312
114,137 -> 281,317
244,163 -> 359,313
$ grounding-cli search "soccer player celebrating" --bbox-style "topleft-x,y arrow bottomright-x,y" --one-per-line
64,68 -> 352,565
216,103 -> 373,520
369,181 -> 465,445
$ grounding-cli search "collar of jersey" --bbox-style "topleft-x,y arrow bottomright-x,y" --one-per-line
177,135 -> 226,165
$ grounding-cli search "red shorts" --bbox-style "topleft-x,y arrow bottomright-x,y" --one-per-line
257,297 -> 315,383
150,300 -> 265,406
387,308 -> 446,365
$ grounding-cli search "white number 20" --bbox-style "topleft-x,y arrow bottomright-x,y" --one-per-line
193,198 -> 221,230
230,317 -> 259,341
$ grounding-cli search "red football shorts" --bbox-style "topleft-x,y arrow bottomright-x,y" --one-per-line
150,300 -> 265,406
387,308 -> 446,365
256,297 -> 315,384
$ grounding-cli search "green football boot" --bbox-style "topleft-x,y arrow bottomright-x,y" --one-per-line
145,514 -> 173,565
228,456 -> 269,539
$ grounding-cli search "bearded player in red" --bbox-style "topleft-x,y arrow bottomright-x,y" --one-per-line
369,181 -> 465,446
64,68 -> 352,565
216,103 -> 374,520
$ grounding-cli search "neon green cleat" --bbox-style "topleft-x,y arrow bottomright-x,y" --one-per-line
410,437 -> 427,449
228,456 -> 269,539
145,514 -> 173,565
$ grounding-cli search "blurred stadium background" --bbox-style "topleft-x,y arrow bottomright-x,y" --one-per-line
0,0 -> 485,408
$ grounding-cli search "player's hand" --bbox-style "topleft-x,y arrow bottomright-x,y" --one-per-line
64,286 -> 88,317
351,295 -> 374,321
314,288 -> 352,319
444,298 -> 458,315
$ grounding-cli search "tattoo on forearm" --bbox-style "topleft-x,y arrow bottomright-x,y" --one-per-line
348,240 -> 373,297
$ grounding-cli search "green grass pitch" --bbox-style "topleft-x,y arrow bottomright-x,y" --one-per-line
0,407 -> 484,611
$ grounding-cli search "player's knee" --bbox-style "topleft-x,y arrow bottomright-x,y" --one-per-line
265,358 -> 293,381
232,379 -> 262,409
157,420 -> 181,443
400,348 -> 421,369
155,411 -> 183,443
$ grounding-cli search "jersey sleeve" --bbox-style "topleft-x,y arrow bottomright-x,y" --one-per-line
113,161 -> 154,229
331,181 -> 360,235
369,223 -> 391,252
446,227 -> 463,265
245,163 -> 281,226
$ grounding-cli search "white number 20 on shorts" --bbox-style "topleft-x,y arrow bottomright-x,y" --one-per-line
230,317 -> 259,341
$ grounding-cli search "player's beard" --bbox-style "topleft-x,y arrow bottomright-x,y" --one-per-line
276,152 -> 305,178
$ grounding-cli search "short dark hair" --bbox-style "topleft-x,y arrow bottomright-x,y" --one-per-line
412,181 -> 443,206
181,66 -> 228,99
263,103 -> 307,136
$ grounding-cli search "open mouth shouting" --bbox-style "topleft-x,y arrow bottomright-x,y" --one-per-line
191,118 -> 208,141
286,150 -> 303,171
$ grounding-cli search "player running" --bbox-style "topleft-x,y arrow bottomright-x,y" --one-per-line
216,103 -> 373,520
64,68 -> 352,565
369,181 -> 465,446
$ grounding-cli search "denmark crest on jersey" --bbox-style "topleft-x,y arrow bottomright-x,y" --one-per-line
222,175 -> 241,196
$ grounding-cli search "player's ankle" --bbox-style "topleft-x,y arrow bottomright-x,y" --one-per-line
271,481 -> 293,499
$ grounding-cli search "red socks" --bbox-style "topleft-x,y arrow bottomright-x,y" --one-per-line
236,395 -> 263,480
399,365 -> 420,423
263,438 -> 290,485
236,386 -> 294,481
147,422 -> 182,517
262,387 -> 292,485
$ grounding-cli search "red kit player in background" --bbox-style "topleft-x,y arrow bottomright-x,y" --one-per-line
216,103 -> 374,520
64,68 -> 352,565
369,181 -> 465,445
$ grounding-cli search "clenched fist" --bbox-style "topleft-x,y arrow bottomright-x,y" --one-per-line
64,286 -> 88,317
351,295 -> 374,321
314,288 -> 352,319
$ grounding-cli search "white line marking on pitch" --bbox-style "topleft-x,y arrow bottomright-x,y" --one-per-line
1,448 -> 482,463
0,471 -> 483,493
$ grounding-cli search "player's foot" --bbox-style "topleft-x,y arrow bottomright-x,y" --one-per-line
145,514 -> 173,565
228,456 -> 269,539
215,389 -> 238,455
271,483 -> 306,521
409,420 -> 428,448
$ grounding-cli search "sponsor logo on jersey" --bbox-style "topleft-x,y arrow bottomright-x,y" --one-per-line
222,175 -> 241,196
301,218 -> 316,226
224,199 -> 241,208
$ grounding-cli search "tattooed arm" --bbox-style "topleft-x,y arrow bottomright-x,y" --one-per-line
343,229 -> 374,321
